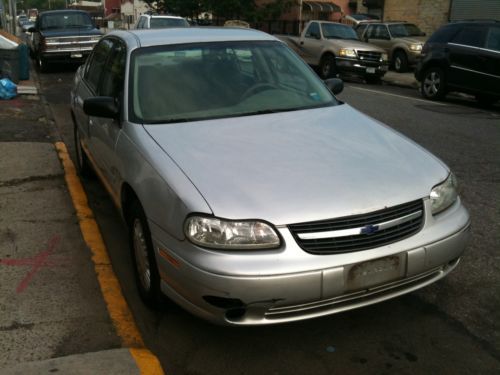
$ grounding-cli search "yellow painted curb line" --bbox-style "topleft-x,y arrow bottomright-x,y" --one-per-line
55,142 -> 164,375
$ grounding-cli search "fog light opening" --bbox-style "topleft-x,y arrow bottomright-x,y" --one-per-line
225,307 -> 247,320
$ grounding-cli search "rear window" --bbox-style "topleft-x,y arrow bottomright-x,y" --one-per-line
485,26 -> 500,51
150,17 -> 189,28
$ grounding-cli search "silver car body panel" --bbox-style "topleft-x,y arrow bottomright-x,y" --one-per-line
70,28 -> 470,325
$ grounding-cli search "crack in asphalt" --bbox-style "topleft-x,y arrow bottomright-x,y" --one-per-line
0,321 -> 35,332
0,174 -> 64,188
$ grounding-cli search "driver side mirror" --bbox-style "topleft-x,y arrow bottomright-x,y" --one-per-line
324,78 -> 344,95
83,96 -> 119,119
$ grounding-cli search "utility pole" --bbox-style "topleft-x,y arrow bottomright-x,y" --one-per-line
8,0 -> 17,34
298,0 -> 302,35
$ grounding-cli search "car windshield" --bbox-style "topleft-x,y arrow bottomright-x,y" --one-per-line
388,23 -> 423,37
40,12 -> 93,30
130,41 -> 337,124
321,23 -> 359,40
150,17 -> 189,28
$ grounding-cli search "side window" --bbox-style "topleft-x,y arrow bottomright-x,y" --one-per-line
99,40 -> 126,98
373,25 -> 390,39
428,25 -> 459,44
84,39 -> 113,93
485,26 -> 500,51
366,25 -> 375,38
356,24 -> 367,38
305,22 -> 320,39
451,26 -> 485,47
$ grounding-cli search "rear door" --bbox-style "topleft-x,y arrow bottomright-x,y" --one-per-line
447,25 -> 487,92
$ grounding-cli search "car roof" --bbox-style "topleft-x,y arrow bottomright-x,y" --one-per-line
147,15 -> 184,19
108,27 -> 277,48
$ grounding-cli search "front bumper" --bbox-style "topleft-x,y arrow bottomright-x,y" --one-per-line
40,49 -> 93,64
336,57 -> 388,78
151,199 -> 470,325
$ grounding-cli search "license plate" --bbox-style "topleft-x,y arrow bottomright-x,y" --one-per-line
346,256 -> 403,291
71,53 -> 83,58
366,67 -> 376,74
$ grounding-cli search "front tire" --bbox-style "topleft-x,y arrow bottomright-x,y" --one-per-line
73,121 -> 93,177
128,200 -> 161,308
420,67 -> 447,100
319,54 -> 336,79
393,51 -> 408,73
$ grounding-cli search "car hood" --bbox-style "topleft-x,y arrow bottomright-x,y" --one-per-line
328,38 -> 386,52
144,104 -> 448,225
40,28 -> 102,37
397,36 -> 427,44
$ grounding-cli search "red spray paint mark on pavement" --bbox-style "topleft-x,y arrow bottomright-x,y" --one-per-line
0,235 -> 62,293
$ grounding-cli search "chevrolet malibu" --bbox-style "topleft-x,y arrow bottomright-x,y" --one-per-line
70,28 -> 470,325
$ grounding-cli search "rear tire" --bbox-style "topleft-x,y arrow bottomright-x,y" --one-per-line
128,200 -> 161,308
420,66 -> 447,100
393,51 -> 408,73
319,54 -> 336,79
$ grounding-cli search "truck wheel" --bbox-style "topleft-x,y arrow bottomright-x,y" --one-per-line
319,54 -> 336,79
393,51 -> 408,73
420,66 -> 447,100
37,54 -> 48,73
128,200 -> 161,308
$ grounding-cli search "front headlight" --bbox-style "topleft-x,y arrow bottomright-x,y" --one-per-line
410,44 -> 423,51
339,48 -> 357,58
430,174 -> 458,215
185,216 -> 280,250
381,53 -> 388,62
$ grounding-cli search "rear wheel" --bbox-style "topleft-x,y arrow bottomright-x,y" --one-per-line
393,51 -> 408,73
319,54 -> 336,79
420,67 -> 447,100
128,200 -> 161,308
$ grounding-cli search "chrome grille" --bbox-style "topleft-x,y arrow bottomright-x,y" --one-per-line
288,200 -> 424,254
357,50 -> 382,62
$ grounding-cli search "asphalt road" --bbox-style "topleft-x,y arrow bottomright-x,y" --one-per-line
40,66 -> 500,374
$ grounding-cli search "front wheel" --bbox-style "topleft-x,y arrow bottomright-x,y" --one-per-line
393,51 -> 408,73
420,67 -> 447,100
128,200 -> 161,308
319,54 -> 336,79
73,122 -> 93,177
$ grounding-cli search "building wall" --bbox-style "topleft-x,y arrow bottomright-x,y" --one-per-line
383,0 -> 451,35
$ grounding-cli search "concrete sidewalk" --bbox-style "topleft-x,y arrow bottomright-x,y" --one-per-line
0,72 -> 160,373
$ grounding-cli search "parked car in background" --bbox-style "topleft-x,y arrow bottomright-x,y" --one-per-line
356,21 -> 427,72
415,20 -> 500,105
224,20 -> 250,28
341,13 -> 380,27
21,20 -> 35,33
278,20 -> 388,82
17,14 -> 28,27
135,14 -> 189,29
29,10 -> 102,72
70,27 -> 469,325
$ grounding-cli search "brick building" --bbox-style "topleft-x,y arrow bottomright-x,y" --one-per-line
356,0 -> 500,36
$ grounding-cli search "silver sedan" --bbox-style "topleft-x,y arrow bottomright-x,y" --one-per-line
70,28 -> 470,325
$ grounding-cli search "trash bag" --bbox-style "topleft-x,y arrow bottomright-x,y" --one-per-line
0,78 -> 17,100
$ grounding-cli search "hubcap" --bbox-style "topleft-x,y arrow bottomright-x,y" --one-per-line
322,60 -> 331,77
395,57 -> 401,70
133,218 -> 151,291
423,71 -> 441,97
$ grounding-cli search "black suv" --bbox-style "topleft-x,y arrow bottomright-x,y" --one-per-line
415,21 -> 500,105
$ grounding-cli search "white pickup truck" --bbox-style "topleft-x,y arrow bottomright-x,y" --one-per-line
278,20 -> 388,82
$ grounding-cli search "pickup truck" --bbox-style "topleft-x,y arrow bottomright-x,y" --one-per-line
29,10 -> 102,72
278,20 -> 388,82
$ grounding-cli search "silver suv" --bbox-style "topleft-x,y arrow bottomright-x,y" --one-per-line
135,14 -> 189,29
356,22 -> 427,72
